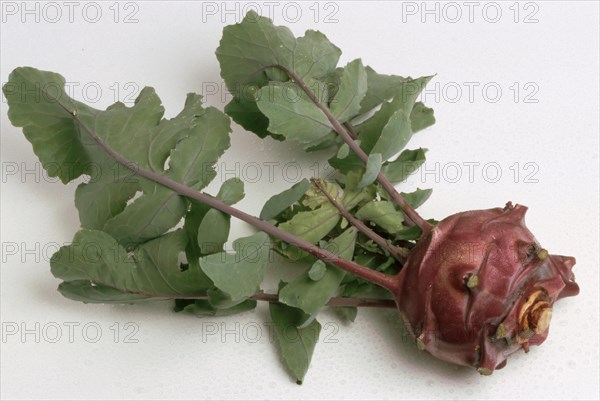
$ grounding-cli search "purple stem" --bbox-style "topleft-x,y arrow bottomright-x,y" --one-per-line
60,107 -> 400,293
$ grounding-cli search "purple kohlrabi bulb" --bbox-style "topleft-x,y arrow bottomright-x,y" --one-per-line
394,203 -> 580,374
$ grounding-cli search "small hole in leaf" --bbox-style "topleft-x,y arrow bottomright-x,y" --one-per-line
163,155 -> 172,171
126,190 -> 143,207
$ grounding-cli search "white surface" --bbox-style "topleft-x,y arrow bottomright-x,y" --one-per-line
1,1 -> 599,400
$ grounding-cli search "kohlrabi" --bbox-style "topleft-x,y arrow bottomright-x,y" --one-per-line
2,10 -> 579,383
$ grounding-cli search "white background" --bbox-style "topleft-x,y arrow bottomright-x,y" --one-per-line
1,1 -> 599,400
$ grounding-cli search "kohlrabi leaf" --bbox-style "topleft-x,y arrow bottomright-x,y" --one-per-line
330,76 -> 433,172
381,148 -> 427,183
256,80 -> 332,144
216,177 -> 245,205
329,59 -> 368,123
51,229 -> 213,300
100,101 -> 230,246
199,232 -> 271,301
196,178 -> 245,253
369,109 -> 412,160
260,179 -> 310,220
223,96 -> 276,139
401,188 -> 433,209
410,102 -> 436,133
176,299 -> 257,317
197,209 -> 231,254
269,302 -> 321,384
358,76 -> 433,154
216,10 -> 341,140
357,153 -> 383,188
336,306 -> 358,322
57,281 -> 154,304
278,228 -> 357,315
3,68 -> 99,184
216,10 -> 340,89
277,184 -> 366,247
358,66 -> 411,114
308,260 -> 327,281
3,67 -> 231,247
185,178 -> 245,265
355,201 -> 405,234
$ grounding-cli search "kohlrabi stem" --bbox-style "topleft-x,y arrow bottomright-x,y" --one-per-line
177,291 -> 397,308
275,65 -> 432,234
312,178 -> 407,263
59,106 -> 400,293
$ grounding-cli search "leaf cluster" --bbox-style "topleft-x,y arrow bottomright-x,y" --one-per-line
3,11 -> 436,383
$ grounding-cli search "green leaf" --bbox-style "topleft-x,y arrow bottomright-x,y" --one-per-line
277,203 -> 339,246
269,303 -> 321,384
308,260 -> 327,281
395,225 -> 423,241
329,59 -> 368,123
177,299 -> 257,317
337,143 -> 350,159
277,185 -> 365,247
256,81 -> 332,144
370,109 -> 412,160
410,102 -> 435,133
260,179 -> 310,220
224,96 -> 278,139
359,66 -> 411,114
184,178 -> 245,266
330,77 -> 433,174
207,288 -> 250,309
3,68 -> 99,184
302,180 -> 341,209
197,209 -> 230,254
102,102 -> 231,245
51,229 -> 212,301
200,232 -> 271,301
278,228 -> 357,315
359,76 -> 433,154
57,281 -> 153,304
381,148 -> 427,183
358,153 -> 382,188
3,67 -> 231,246
217,11 -> 341,140
336,307 -> 358,322
401,188 -> 433,209
217,11 -> 340,90
216,177 -> 245,205
355,201 -> 404,234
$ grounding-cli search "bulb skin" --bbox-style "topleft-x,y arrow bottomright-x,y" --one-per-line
395,203 -> 580,374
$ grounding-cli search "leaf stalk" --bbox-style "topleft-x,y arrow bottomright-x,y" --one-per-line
274,65 -> 432,235
59,105 -> 401,293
